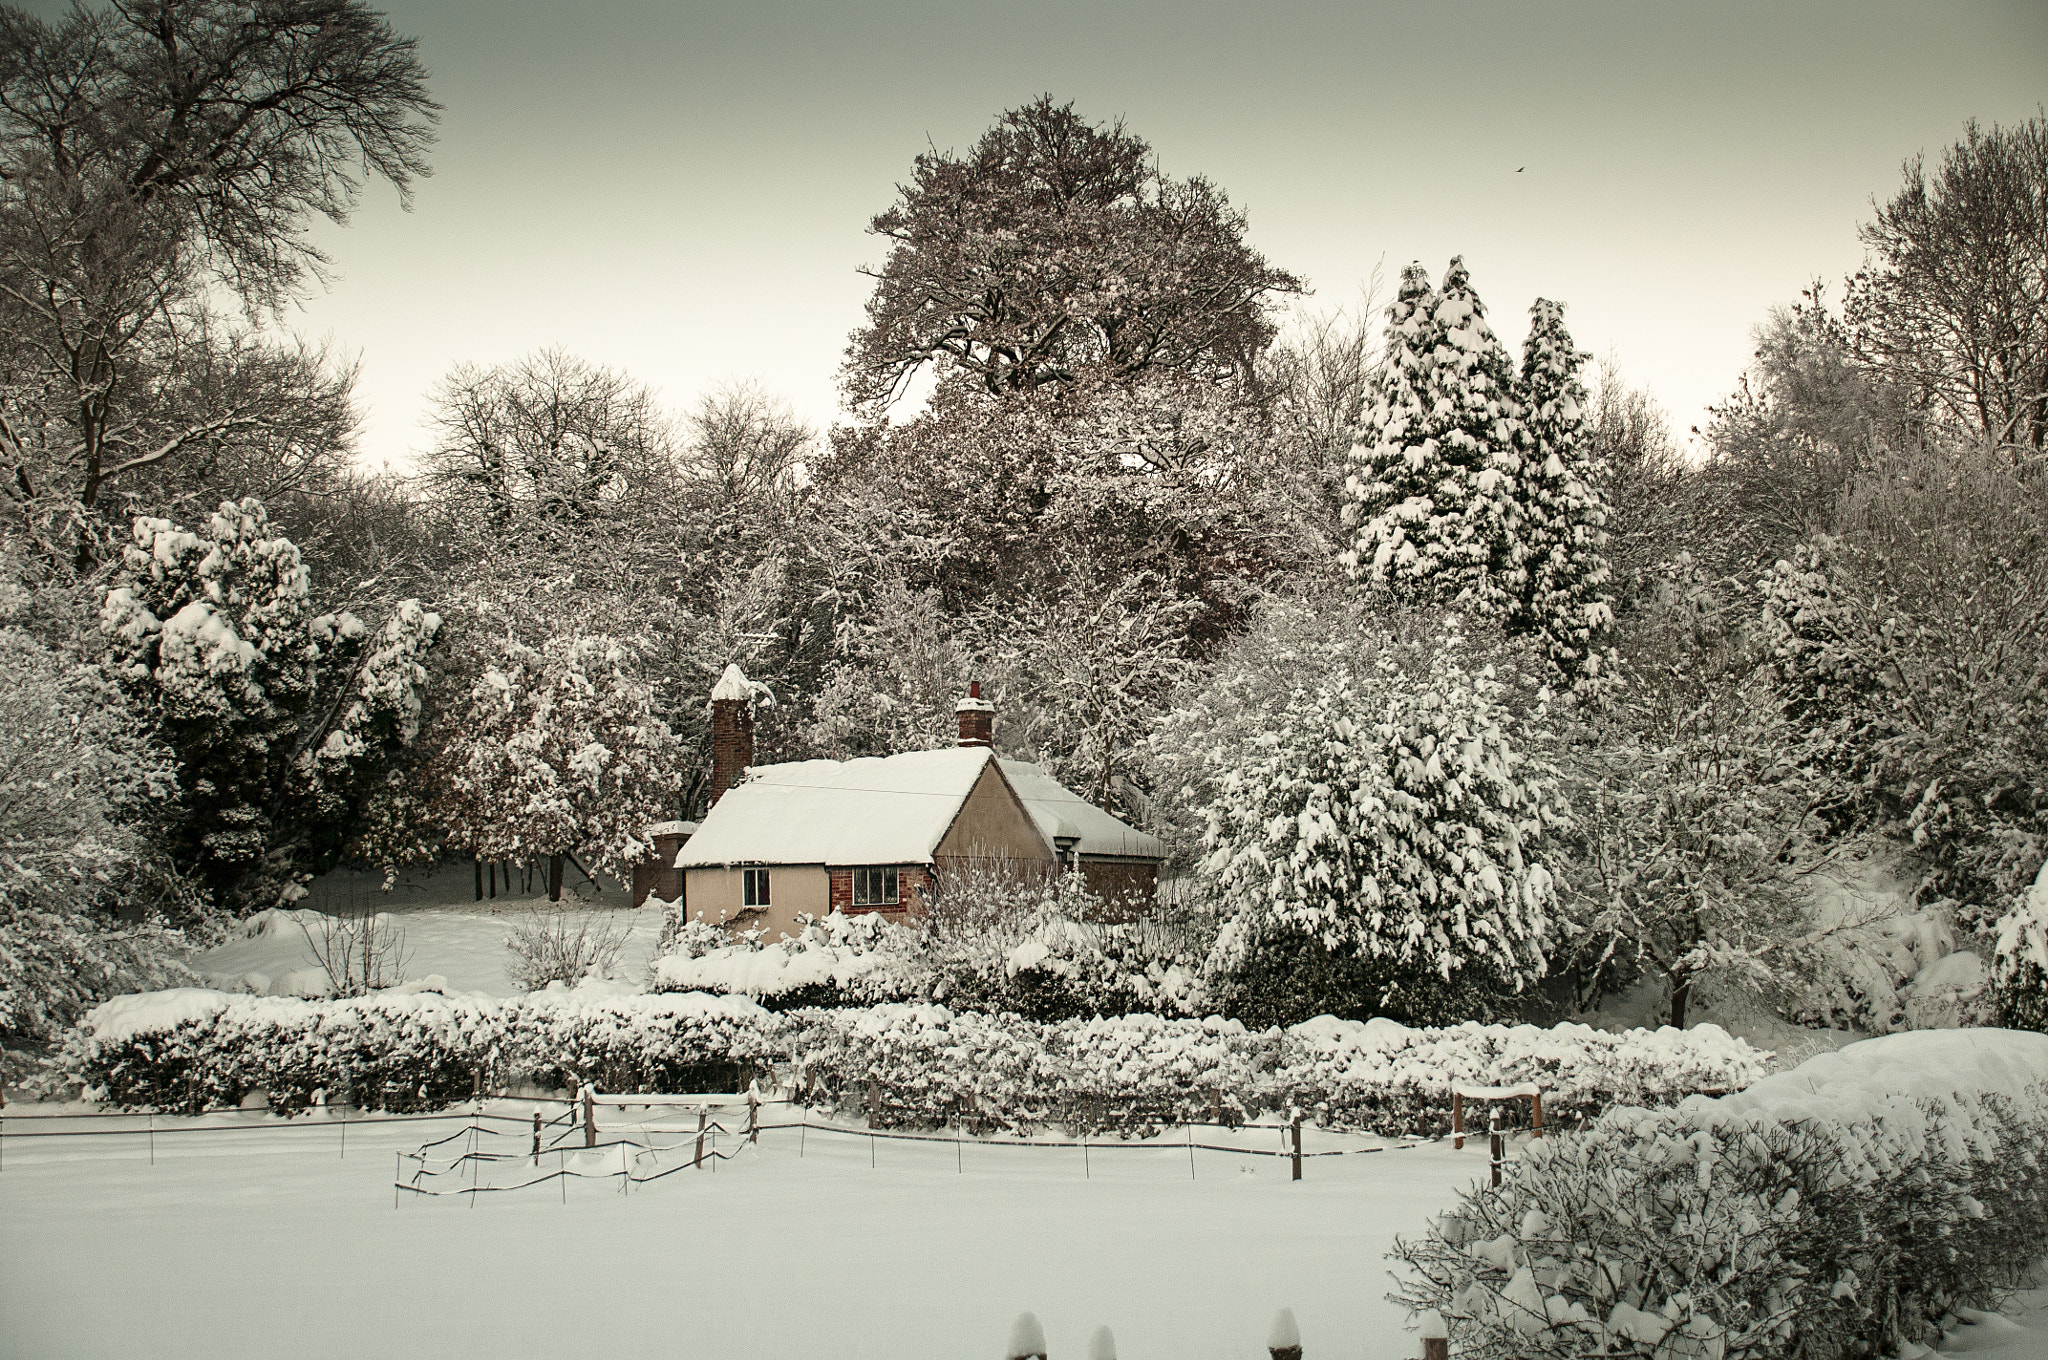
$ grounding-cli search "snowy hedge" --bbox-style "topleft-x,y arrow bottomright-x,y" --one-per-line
53,987 -> 790,1112
60,988 -> 502,1113
1391,1029 -> 2048,1360
650,906 -> 1201,1021
53,985 -> 1765,1134
794,1008 -> 1765,1137
503,990 -> 789,1093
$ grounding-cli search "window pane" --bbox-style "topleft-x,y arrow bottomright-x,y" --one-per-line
883,866 -> 897,904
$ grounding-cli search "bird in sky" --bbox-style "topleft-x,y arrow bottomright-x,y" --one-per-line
1516,166 -> 1525,173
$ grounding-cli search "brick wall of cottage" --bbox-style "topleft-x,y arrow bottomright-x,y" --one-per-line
827,865 -> 930,916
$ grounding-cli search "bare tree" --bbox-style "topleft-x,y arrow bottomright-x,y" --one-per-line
0,0 -> 437,559
297,907 -> 412,996
680,378 -> 810,504
1847,114 -> 2048,451
416,348 -> 676,536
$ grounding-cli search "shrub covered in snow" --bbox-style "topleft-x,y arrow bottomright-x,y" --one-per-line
651,910 -> 924,1010
502,989 -> 790,1093
53,987 -> 500,1113
652,900 -> 1203,1023
51,983 -> 1765,1133
1390,1029 -> 2048,1359
49,986 -> 790,1112
794,1007 -> 1763,1138
1288,1017 -> 1766,1136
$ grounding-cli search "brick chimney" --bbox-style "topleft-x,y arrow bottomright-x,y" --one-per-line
709,663 -> 757,806
956,681 -> 995,748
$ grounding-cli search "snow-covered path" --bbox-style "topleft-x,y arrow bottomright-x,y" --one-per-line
1,1106 -> 1478,1359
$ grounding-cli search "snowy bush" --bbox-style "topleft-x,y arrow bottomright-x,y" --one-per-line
650,911 -> 924,1010
793,1006 -> 1762,1138
501,990 -> 789,1093
49,987 -> 790,1111
1390,1029 -> 2048,1359
793,1003 -> 1062,1132
652,892 -> 1203,1022
52,988 -> 501,1113
1194,614 -> 1556,994
505,906 -> 632,991
1287,1017 -> 1766,1137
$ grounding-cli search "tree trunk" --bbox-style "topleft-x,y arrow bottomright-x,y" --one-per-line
549,853 -> 564,903
487,861 -> 496,899
474,858 -> 484,902
1669,971 -> 1691,1029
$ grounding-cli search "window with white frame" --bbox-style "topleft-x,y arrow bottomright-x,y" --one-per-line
852,865 -> 898,907
742,867 -> 771,908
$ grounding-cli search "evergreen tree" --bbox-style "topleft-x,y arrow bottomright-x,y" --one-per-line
435,633 -> 689,900
100,499 -> 441,910
1512,299 -> 1614,681
1343,258 -> 1526,617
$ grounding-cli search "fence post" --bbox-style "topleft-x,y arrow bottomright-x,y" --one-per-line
1006,1312 -> 1047,1360
694,1108 -> 706,1169
1268,1307 -> 1302,1360
1489,1109 -> 1503,1189
1290,1112 -> 1303,1182
748,1087 -> 759,1145
1531,1090 -> 1543,1139
1452,1090 -> 1464,1150
532,1110 -> 542,1166
1420,1309 -> 1449,1360
583,1088 -> 596,1149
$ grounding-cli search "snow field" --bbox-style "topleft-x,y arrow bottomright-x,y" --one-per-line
2,1101 -> 1489,1360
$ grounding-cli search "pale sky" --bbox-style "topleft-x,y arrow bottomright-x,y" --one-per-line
34,0 -> 2048,469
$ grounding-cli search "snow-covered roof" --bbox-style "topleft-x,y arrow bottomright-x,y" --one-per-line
677,747 -> 1000,868
998,759 -> 1166,861
645,820 -> 698,838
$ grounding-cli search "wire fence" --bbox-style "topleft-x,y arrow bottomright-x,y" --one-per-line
1,1081 -> 1440,1194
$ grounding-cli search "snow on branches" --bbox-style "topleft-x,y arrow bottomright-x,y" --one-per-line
98,499 -> 442,908
1342,259 -> 1527,617
1341,264 -> 1616,686
1185,605 -> 1557,990
437,632 -> 688,887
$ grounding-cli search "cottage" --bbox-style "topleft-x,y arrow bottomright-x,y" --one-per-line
669,669 -> 1164,939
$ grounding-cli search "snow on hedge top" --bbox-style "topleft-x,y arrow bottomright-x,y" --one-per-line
1694,1026 -> 2048,1135
999,759 -> 1165,860
678,746 -> 1001,867
83,988 -> 235,1045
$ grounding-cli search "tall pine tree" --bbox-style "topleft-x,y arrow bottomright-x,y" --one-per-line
1342,257 -> 1526,617
1513,299 -> 1614,680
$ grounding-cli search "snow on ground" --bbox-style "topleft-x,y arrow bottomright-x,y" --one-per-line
192,863 -> 663,997
3,1104 -> 1483,1360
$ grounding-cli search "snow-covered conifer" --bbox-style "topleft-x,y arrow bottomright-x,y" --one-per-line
1342,258 -> 1527,618
1511,299 -> 1614,681
100,500 -> 442,909
438,633 -> 688,897
1193,612 -> 1555,990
